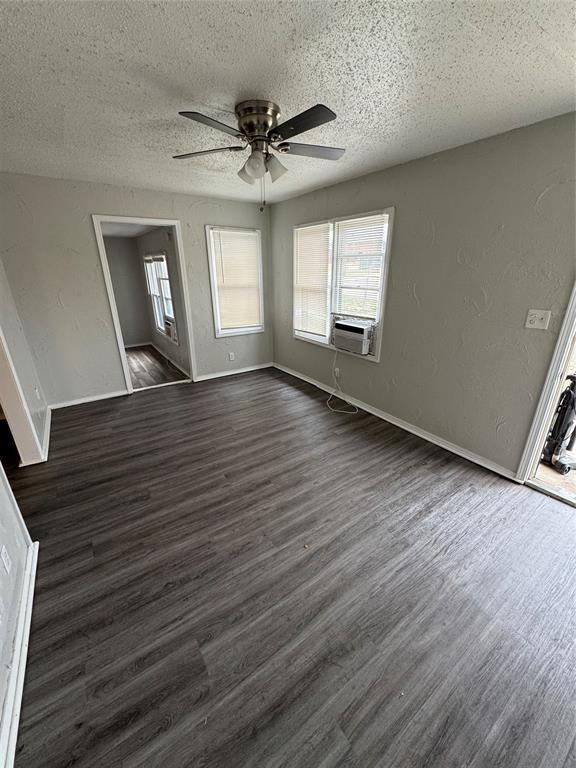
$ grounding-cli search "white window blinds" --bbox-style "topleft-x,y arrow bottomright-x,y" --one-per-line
293,211 -> 391,348
207,227 -> 264,336
293,222 -> 332,338
333,214 -> 388,319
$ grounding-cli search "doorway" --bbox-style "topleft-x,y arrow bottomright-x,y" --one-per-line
520,282 -> 576,506
92,215 -> 197,393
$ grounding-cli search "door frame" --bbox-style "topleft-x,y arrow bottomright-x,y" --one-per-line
517,280 -> 576,482
0,326 -> 46,465
92,215 -> 198,393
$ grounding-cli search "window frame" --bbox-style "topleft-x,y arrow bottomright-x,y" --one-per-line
205,224 -> 265,338
292,208 -> 395,364
143,253 -> 177,339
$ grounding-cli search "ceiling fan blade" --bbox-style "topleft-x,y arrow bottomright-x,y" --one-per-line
179,111 -> 241,138
277,142 -> 345,160
270,104 -> 337,141
173,146 -> 245,159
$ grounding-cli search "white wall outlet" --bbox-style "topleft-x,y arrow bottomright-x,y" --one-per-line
228,352 -> 235,362
1,545 -> 12,575
334,367 -> 341,379
525,309 -> 551,330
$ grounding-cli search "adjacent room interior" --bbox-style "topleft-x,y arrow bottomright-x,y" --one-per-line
531,331 -> 576,504
96,219 -> 192,391
0,2 -> 574,768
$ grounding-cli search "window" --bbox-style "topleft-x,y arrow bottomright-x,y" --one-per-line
206,226 -> 264,337
293,210 -> 393,358
144,254 -> 175,334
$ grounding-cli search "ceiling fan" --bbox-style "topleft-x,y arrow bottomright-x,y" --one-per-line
172,100 -> 345,185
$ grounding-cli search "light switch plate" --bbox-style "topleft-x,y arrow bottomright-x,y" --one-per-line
228,352 -> 235,361
1,545 -> 11,575
525,309 -> 551,330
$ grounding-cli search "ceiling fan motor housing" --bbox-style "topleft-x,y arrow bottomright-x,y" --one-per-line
235,100 -> 280,141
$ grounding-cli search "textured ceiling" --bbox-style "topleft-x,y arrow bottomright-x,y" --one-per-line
0,1 -> 574,203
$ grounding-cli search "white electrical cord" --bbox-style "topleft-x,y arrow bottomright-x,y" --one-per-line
326,349 -> 358,414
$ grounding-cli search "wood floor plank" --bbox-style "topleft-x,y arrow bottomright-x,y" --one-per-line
125,344 -> 187,389
2,368 -> 574,768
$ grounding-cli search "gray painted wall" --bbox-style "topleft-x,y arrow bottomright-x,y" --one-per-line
0,173 -> 273,403
1,114 -> 573,474
271,113 -> 576,473
0,258 -> 48,445
104,236 -> 151,347
135,227 -> 190,372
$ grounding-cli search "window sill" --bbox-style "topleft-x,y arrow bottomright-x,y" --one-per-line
215,326 -> 265,339
154,327 -> 180,346
293,331 -> 381,364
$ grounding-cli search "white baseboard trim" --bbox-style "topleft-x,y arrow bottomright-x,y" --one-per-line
274,363 -> 519,483
50,389 -> 128,410
133,379 -> 191,393
123,342 -> 152,349
0,541 -> 39,768
149,344 -> 190,378
195,363 -> 274,382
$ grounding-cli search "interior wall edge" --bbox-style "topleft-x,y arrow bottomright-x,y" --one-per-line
194,362 -> 274,382
50,390 -> 129,410
0,541 -> 38,768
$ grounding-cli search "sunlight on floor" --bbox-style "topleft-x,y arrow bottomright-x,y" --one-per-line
534,461 -> 576,505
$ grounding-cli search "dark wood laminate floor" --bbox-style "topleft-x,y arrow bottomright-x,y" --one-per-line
126,344 -> 187,389
4,369 -> 575,768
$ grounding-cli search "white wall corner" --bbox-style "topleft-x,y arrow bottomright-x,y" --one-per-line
195,362 -> 274,382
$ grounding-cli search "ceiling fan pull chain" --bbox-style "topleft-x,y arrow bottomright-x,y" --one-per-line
259,175 -> 266,212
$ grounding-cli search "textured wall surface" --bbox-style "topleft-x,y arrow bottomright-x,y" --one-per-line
271,114 -> 576,473
134,227 -> 190,372
0,173 -> 272,404
104,236 -> 151,348
0,259 -> 48,444
0,462 -> 29,732
0,1 -> 573,203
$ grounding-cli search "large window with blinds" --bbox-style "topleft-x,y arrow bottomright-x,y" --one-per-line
293,210 -> 393,355
206,226 -> 264,337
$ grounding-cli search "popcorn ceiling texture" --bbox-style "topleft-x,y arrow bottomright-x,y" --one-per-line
0,0 -> 574,204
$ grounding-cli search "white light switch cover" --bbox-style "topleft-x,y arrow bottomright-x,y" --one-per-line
525,309 -> 551,330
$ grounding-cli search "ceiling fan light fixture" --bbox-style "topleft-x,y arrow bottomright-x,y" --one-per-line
238,162 -> 256,185
245,149 -> 267,179
266,154 -> 288,182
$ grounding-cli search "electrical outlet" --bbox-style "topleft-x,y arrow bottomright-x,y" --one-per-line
228,352 -> 235,362
334,367 -> 341,379
1,546 -> 11,575
525,309 -> 551,330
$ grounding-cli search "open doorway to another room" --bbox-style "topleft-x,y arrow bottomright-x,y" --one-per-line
522,282 -> 576,507
93,216 -> 196,393
531,334 -> 576,505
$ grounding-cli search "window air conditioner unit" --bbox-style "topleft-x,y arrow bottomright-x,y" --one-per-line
164,318 -> 178,343
331,315 -> 376,356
